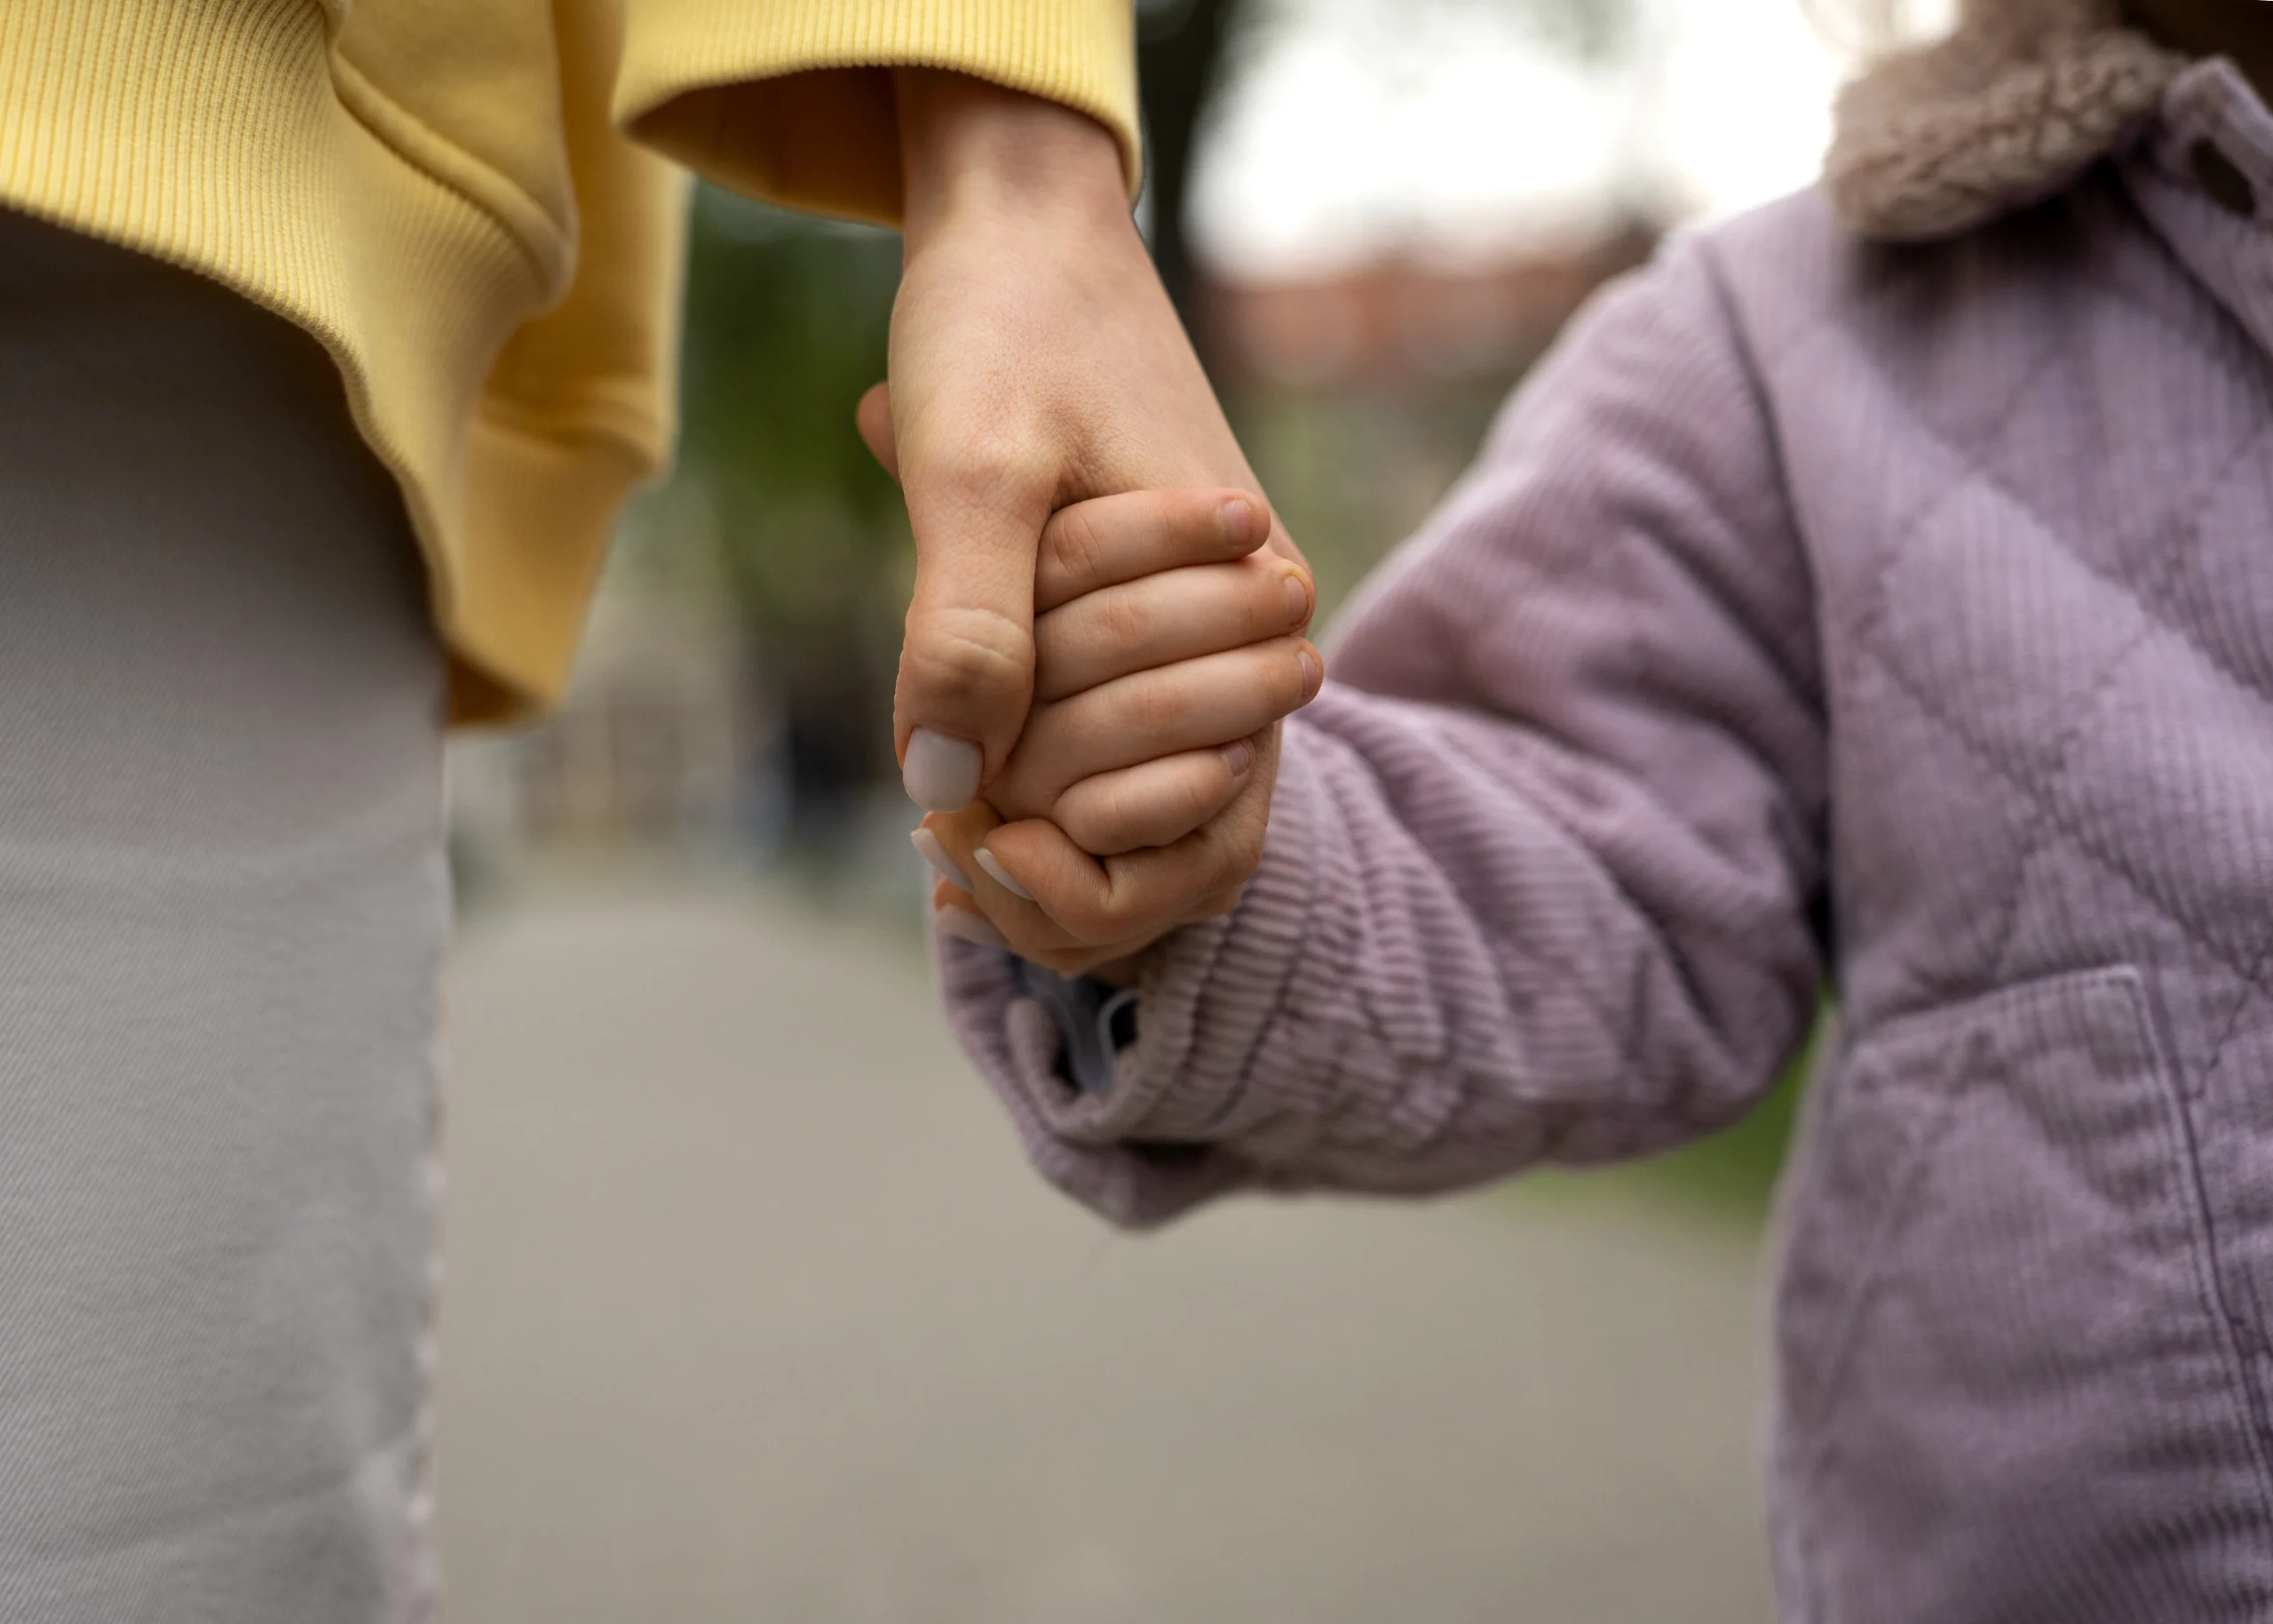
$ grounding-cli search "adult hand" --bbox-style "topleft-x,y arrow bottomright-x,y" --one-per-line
909,487 -> 1320,983
875,68 -> 1301,812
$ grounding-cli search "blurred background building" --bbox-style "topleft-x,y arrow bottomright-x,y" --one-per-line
434,3 -> 1944,1617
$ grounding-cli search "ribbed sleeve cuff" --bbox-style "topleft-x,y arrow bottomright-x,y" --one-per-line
937,721 -> 1347,1228
616,0 -> 1140,226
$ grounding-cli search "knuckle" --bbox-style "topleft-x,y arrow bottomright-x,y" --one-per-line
1055,891 -> 1123,947
1090,879 -> 1176,946
1054,793 -> 1108,852
903,606 -> 1030,707
1057,814 -> 1105,854
936,429 -> 1051,503
1042,503 -> 1109,596
986,764 -> 1045,823
1066,799 -> 1113,852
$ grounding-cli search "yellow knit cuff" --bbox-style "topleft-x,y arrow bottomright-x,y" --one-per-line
615,0 -> 1139,226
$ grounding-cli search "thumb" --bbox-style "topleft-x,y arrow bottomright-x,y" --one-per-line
895,479 -> 1049,813
856,382 -> 899,483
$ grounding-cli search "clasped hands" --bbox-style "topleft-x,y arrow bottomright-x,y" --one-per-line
912,485 -> 1318,983
864,372 -> 1317,980
871,70 -> 1324,984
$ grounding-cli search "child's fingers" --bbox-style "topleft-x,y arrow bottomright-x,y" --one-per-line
978,783 -> 1268,950
926,803 -> 1122,969
930,867 -> 1240,977
1034,555 -> 1313,702
923,800 -> 1259,977
990,638 -> 1320,821
916,801 -> 1002,875
1051,740 -> 1257,856
936,880 -> 1164,977
931,811 -> 1135,955
915,802 -> 1002,920
925,817 -> 1126,967
1034,488 -> 1275,614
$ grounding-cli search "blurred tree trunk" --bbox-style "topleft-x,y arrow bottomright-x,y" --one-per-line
1137,0 -> 1239,365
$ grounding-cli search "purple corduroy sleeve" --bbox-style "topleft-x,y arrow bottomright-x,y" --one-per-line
940,234 -> 1831,1228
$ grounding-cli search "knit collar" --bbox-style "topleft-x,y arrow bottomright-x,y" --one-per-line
1825,0 -> 2186,240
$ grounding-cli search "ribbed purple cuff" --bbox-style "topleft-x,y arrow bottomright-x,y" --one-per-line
936,721 -> 1345,1227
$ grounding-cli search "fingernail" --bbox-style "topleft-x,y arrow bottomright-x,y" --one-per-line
1222,498 -> 1254,545
1298,647 -> 1323,699
910,827 -> 973,891
975,846 -> 1035,901
934,906 -> 1010,949
1284,573 -> 1311,626
1221,740 -> 1255,778
903,729 -> 983,812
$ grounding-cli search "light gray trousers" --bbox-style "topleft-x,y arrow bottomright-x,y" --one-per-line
0,210 -> 447,1621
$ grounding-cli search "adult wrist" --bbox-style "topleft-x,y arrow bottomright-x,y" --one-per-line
893,68 -> 1133,247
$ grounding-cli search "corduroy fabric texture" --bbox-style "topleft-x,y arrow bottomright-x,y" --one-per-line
0,0 -> 1138,723
946,58 -> 2273,1618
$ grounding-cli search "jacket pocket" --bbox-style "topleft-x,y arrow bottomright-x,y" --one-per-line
1770,968 -> 2273,1624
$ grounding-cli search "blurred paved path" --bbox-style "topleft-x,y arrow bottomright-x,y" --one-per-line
432,871 -> 1773,1623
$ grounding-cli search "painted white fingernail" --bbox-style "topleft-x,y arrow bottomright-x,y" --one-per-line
934,906 -> 1009,949
1221,740 -> 1255,778
903,729 -> 983,812
975,846 -> 1035,901
910,827 -> 973,891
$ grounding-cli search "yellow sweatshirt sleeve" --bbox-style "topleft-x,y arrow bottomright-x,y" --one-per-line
614,0 -> 1139,225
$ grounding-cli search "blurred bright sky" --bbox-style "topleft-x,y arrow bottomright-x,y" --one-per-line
1192,0 -> 1952,277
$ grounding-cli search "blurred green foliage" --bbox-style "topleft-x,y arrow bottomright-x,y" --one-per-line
665,185 -> 913,818
674,185 -> 910,632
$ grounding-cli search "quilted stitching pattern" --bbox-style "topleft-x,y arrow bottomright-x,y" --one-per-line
1717,74 -> 2273,1618
1799,200 -> 2273,1051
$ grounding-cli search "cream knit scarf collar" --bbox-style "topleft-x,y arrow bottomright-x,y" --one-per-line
1826,0 -> 2188,239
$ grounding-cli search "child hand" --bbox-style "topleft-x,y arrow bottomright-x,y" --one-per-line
915,487 -> 1320,978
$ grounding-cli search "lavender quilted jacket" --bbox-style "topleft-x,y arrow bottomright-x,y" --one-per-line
944,59 -> 2273,1618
